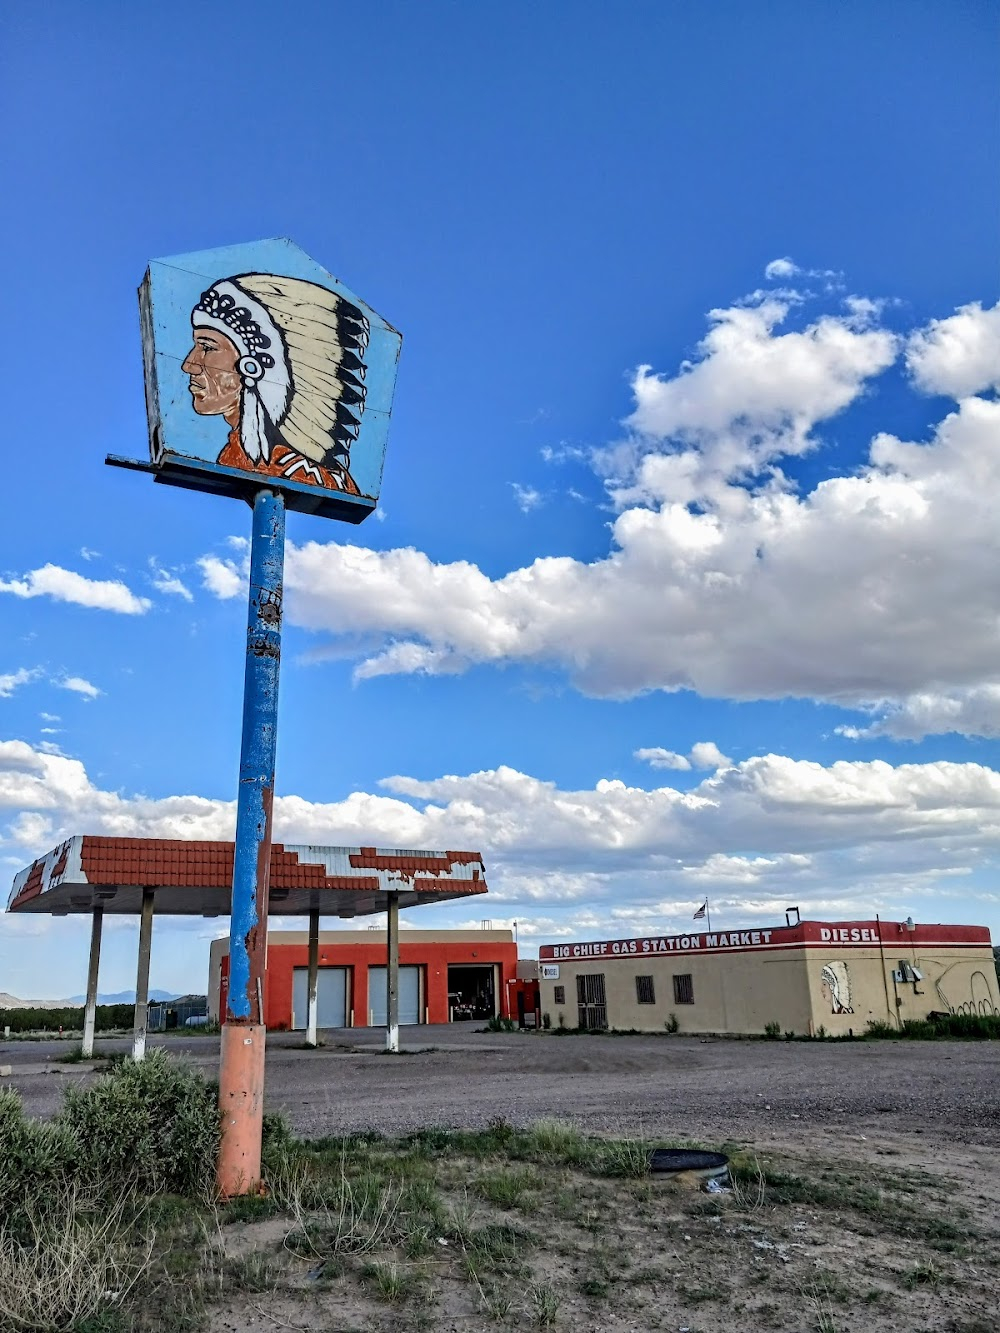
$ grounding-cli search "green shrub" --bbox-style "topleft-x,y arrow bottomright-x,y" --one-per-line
261,1109 -> 296,1176
865,1019 -> 898,1038
485,1015 -> 517,1033
929,1011 -> 1000,1039
58,1049 -> 220,1198
901,1019 -> 937,1040
763,1021 -> 781,1039
664,1013 -> 680,1034
0,1089 -> 79,1239
868,1012 -> 1000,1041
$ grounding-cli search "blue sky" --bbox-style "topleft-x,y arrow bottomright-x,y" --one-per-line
1,1 -> 999,999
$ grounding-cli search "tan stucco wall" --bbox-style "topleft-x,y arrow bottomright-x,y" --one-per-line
540,948 -> 814,1036
807,945 -> 1000,1035
540,944 -> 1000,1036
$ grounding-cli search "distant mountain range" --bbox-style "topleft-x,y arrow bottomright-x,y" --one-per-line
0,989 -> 180,1009
66,990 -> 179,1005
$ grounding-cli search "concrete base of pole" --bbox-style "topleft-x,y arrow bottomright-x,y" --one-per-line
218,1023 -> 266,1196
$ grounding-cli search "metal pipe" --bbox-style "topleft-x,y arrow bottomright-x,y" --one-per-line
875,913 -> 896,1027
218,488 -> 285,1197
81,906 -> 103,1059
386,892 -> 400,1052
306,906 -> 320,1047
132,889 -> 155,1061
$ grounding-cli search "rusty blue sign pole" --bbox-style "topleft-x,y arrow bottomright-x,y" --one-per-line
217,486 -> 285,1196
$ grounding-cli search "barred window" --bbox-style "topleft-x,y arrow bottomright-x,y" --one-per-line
553,985 -> 565,1005
576,973 -> 608,1029
673,973 -> 694,1005
635,975 -> 656,1005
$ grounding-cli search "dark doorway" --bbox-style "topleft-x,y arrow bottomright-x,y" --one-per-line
447,964 -> 497,1021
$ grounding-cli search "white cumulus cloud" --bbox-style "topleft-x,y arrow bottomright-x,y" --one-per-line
2,740 -> 999,937
149,563 -> 194,602
907,301 -> 1000,399
197,555 -> 244,600
764,257 -> 799,280
0,565 -> 151,615
189,286 -> 1000,740
689,741 -> 732,770
58,676 -> 101,701
634,747 -> 690,771
511,483 -> 543,513
635,741 -> 731,771
0,668 -> 40,699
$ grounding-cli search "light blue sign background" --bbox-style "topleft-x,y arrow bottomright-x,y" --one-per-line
141,238 -> 401,503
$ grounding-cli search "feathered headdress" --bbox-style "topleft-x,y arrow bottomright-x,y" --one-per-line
192,273 -> 370,468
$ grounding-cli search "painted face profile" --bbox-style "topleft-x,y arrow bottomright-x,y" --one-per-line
181,328 -> 242,422
185,274 -> 371,495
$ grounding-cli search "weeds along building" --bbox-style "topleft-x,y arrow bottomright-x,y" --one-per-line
208,929 -> 532,1030
537,918 -> 998,1036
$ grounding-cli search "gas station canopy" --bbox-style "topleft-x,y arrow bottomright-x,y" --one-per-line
7,837 -> 488,918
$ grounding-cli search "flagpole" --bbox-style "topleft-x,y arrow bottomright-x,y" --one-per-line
707,900 -> 712,933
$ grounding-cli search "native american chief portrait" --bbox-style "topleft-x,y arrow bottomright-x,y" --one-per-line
182,274 -> 370,494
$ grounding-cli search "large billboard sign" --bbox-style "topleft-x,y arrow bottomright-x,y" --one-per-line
135,239 -> 401,521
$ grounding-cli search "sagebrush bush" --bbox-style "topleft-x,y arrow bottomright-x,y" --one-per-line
0,1089 -> 79,1239
0,1055 -> 220,1332
58,1049 -> 221,1198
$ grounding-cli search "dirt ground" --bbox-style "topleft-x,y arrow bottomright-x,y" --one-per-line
5,1028 -> 999,1331
198,1119 -> 999,1333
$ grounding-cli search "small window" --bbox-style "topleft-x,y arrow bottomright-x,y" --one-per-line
553,985 -> 565,1005
673,973 -> 694,1005
635,975 -> 656,1005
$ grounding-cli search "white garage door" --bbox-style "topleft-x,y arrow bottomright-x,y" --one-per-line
292,967 -> 348,1030
368,966 -> 421,1026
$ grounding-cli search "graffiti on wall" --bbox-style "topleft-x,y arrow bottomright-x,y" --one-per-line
820,961 -> 854,1014
922,959 -> 1000,1017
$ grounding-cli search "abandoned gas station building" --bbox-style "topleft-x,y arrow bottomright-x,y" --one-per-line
538,918 -> 998,1036
7,836 -> 501,1052
208,928 -> 524,1029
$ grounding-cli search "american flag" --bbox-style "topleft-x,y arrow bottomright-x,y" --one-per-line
693,900 -> 708,920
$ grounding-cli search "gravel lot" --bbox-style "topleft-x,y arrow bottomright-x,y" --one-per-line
7,1026 -> 1000,1332
5,1024 -> 999,1152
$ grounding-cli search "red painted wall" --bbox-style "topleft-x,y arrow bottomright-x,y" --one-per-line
220,938 -> 519,1029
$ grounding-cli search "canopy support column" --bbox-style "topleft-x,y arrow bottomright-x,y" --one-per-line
81,906 -> 103,1058
386,891 -> 399,1052
305,907 -> 320,1047
132,888 -> 154,1062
